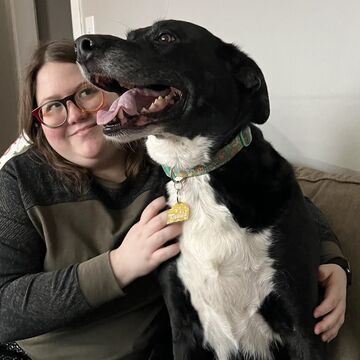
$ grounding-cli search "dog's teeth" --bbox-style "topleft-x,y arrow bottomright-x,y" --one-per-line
155,97 -> 165,104
173,88 -> 182,97
119,82 -> 134,89
148,102 -> 160,112
141,107 -> 150,114
149,100 -> 166,112
117,109 -> 125,120
149,98 -> 165,110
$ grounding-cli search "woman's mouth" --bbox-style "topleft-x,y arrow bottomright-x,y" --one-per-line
71,122 -> 98,136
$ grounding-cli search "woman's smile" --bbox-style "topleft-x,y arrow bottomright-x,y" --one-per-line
70,122 -> 98,136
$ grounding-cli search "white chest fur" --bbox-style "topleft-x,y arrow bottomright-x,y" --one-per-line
146,135 -> 280,360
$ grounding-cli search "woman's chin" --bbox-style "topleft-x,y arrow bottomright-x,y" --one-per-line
58,143 -> 109,168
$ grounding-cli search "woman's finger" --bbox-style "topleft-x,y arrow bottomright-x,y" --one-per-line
140,196 -> 167,224
152,242 -> 181,265
148,222 -> 183,250
315,303 -> 345,335
314,294 -> 339,318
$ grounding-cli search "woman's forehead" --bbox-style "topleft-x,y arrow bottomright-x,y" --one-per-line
36,62 -> 85,104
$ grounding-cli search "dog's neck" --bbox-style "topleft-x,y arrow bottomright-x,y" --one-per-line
146,127 -> 252,179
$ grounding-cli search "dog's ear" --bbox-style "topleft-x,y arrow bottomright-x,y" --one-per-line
218,44 -> 270,124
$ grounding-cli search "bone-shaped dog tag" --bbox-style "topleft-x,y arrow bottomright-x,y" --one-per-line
167,202 -> 190,224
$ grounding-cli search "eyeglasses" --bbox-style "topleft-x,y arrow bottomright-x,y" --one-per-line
32,83 -> 104,128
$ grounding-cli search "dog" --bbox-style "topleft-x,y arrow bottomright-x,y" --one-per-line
75,20 -> 324,360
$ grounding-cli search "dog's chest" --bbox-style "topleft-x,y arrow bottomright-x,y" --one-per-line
167,176 -> 279,360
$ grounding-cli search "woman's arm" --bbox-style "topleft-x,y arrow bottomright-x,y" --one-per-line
0,169 -> 92,343
304,197 -> 350,342
305,197 -> 351,282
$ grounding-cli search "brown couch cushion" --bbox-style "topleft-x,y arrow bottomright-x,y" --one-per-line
295,166 -> 360,360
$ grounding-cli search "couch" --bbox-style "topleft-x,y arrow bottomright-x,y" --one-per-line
295,166 -> 360,360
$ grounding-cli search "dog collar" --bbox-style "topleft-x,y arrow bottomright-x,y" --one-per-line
162,126 -> 252,181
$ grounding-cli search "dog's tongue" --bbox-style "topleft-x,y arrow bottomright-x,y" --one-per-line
97,88 -> 139,125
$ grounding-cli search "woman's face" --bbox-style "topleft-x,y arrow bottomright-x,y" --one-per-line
35,62 -> 118,169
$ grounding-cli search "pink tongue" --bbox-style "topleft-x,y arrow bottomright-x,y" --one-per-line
97,88 -> 140,125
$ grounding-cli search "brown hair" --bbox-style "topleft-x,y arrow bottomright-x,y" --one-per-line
19,39 -> 146,193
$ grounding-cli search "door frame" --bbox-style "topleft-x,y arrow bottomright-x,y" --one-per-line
70,0 -> 84,39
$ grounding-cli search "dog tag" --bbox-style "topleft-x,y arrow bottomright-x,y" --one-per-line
167,202 -> 190,224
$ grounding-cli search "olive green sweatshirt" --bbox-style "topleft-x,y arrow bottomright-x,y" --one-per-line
0,148 -> 169,360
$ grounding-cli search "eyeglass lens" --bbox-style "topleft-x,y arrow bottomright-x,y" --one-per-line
39,85 -> 103,127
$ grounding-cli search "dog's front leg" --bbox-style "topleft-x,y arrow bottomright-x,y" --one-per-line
157,260 -> 215,360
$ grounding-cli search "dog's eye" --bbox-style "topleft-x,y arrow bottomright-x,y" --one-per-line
157,33 -> 176,43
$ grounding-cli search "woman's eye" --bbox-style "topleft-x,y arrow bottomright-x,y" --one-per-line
43,102 -> 62,114
157,33 -> 176,43
78,87 -> 97,98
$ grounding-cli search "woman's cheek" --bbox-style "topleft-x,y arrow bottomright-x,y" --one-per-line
42,126 -> 68,150
103,92 -> 118,109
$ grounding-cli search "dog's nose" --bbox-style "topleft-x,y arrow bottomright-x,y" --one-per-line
79,38 -> 94,52
75,36 -> 96,62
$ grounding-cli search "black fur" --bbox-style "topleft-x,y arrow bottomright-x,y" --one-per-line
76,20 -> 324,360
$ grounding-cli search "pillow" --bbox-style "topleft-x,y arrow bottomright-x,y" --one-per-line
0,135 -> 32,170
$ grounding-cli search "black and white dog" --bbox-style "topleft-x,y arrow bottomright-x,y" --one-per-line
76,20 -> 324,360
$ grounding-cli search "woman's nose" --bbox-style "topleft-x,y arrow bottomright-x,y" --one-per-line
66,100 -> 87,124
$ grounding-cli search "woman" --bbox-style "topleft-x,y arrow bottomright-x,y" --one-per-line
0,40 -> 348,359
0,40 -> 180,360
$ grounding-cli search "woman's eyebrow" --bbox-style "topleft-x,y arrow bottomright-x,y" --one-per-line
38,82 -> 89,105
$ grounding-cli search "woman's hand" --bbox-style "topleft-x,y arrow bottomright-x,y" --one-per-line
314,264 -> 347,342
110,196 -> 182,288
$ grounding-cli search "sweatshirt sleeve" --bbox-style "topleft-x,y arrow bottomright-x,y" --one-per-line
304,197 -> 351,284
0,167 -> 92,343
304,197 -> 345,261
77,251 -> 125,307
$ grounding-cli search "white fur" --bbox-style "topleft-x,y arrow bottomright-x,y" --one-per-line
146,134 -> 280,360
146,134 -> 214,169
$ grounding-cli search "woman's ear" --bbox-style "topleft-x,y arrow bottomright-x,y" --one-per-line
217,43 -> 270,124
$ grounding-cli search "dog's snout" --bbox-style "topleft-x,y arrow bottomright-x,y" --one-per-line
75,36 -> 97,62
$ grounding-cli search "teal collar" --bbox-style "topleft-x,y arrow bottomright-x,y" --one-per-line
162,126 -> 252,180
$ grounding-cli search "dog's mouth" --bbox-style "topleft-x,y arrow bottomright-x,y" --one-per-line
90,75 -> 183,135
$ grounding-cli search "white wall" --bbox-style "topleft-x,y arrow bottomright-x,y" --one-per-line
71,0 -> 360,174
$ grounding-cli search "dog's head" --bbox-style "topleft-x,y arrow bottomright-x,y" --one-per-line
76,19 -> 269,146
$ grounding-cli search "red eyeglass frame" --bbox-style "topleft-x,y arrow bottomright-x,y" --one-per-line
31,84 -> 104,128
